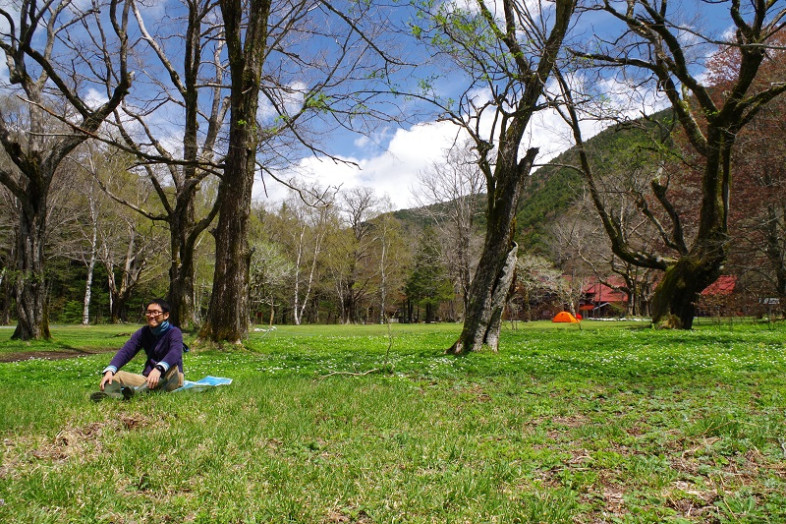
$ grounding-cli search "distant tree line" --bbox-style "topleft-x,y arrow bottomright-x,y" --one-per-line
0,0 -> 784,347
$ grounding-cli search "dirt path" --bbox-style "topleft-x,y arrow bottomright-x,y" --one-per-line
0,348 -> 114,363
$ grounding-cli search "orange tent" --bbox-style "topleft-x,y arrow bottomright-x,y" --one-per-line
552,311 -> 579,323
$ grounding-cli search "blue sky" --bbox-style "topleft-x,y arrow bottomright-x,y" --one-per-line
0,0 -> 753,211
257,0 -> 747,210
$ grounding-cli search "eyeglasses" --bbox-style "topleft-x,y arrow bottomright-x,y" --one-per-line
145,310 -> 164,317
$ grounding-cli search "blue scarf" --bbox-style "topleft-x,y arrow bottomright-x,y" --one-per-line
151,320 -> 171,338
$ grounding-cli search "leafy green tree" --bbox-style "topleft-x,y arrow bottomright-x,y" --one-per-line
369,204 -> 410,323
405,229 -> 454,323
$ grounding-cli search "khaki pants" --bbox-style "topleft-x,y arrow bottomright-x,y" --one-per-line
114,366 -> 184,392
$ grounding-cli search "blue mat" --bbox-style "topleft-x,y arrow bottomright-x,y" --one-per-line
174,376 -> 232,392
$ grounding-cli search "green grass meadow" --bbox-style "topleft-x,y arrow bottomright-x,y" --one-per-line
2,320 -> 786,523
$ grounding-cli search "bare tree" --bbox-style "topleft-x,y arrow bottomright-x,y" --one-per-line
516,254 -> 560,321
564,0 -> 786,328
416,141 -> 484,316
371,200 -> 409,323
546,186 -> 657,317
103,0 -> 227,330
0,0 -> 131,339
100,218 -> 160,323
411,0 -> 576,351
277,188 -> 338,325
95,168 -> 167,322
249,239 -> 294,326
60,154 -> 103,326
199,0 -> 404,342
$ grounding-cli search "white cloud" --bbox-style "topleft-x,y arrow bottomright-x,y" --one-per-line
353,135 -> 371,148
253,110 -> 582,211
258,81 -> 308,123
592,75 -> 668,120
84,88 -> 109,111
720,26 -> 736,43
254,70 -> 669,212
255,121 -> 463,209
448,0 -> 545,21
353,126 -> 395,152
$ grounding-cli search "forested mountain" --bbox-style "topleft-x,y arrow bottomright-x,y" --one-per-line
393,109 -> 673,256
515,109 -> 673,254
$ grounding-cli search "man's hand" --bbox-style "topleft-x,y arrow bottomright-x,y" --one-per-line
99,371 -> 114,391
147,367 -> 162,389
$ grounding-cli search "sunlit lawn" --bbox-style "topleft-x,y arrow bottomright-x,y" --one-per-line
1,320 -> 786,523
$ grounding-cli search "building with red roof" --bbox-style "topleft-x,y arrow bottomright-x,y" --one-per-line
700,275 -> 736,296
580,275 -> 737,318
580,277 -> 630,318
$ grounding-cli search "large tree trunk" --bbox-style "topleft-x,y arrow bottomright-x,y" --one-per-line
479,242 -> 518,348
459,225 -> 472,317
650,259 -> 721,329
651,131 -> 732,329
168,197 -> 197,330
12,193 -> 50,340
199,174 -> 253,342
449,148 -> 538,354
0,268 -> 10,325
651,245 -> 724,329
449,241 -> 518,352
198,0 -> 269,344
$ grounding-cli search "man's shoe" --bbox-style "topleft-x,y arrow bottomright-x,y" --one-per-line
121,386 -> 136,400
158,367 -> 181,392
90,391 -> 108,402
92,381 -> 137,402
100,381 -> 126,400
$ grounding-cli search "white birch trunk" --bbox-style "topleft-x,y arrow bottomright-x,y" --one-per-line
82,189 -> 99,325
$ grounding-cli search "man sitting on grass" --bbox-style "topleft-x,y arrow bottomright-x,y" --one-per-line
92,299 -> 184,401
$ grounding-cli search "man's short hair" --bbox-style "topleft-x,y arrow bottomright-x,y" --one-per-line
147,298 -> 171,313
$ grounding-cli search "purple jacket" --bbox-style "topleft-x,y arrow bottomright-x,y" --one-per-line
106,325 -> 184,376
